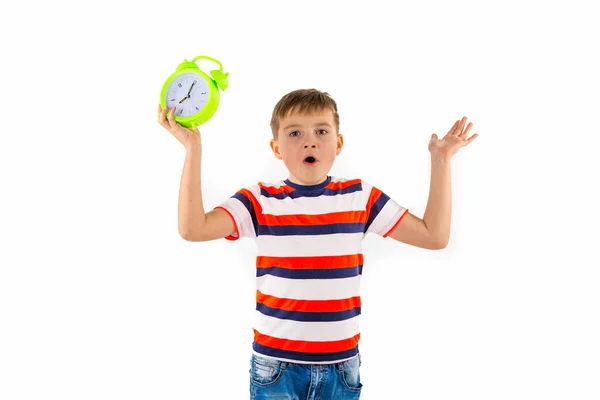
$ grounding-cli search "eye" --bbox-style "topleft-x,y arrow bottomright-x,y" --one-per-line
289,131 -> 300,137
317,129 -> 327,135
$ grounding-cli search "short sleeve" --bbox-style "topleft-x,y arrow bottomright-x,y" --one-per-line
214,185 -> 260,241
362,181 -> 409,237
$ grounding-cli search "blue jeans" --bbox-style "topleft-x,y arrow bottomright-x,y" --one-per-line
249,352 -> 362,400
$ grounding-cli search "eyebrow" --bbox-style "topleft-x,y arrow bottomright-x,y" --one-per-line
283,122 -> 333,130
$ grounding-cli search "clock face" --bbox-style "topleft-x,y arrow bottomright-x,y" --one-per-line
165,72 -> 210,118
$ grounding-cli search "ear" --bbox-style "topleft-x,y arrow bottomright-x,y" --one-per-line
270,139 -> 283,160
336,134 -> 344,156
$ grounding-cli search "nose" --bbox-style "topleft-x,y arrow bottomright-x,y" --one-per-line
303,139 -> 317,148
303,133 -> 318,148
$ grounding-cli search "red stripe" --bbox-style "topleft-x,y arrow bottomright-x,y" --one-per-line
256,290 -> 361,312
325,179 -> 362,190
238,188 -> 263,215
260,210 -> 367,226
257,254 -> 363,270
254,329 -> 360,353
258,183 -> 295,195
366,187 -> 383,212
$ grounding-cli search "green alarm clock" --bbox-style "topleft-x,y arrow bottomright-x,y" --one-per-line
160,55 -> 229,128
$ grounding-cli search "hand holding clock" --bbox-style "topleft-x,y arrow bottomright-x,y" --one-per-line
159,55 -> 228,128
157,104 -> 200,150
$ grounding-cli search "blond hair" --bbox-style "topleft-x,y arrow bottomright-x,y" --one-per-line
270,89 -> 340,140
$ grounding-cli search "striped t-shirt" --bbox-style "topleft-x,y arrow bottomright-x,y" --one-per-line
215,175 -> 408,364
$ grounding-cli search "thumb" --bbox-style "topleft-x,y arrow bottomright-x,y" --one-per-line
431,133 -> 438,140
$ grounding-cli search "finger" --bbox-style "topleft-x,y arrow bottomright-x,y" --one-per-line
158,104 -> 166,124
465,133 -> 479,144
159,104 -> 169,127
453,119 -> 462,134
460,122 -> 473,138
167,106 -> 178,130
454,117 -> 467,136
447,120 -> 459,136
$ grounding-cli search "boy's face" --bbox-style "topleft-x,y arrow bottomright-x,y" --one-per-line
270,108 -> 343,186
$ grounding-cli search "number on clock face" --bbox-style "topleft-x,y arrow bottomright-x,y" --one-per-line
165,72 -> 209,117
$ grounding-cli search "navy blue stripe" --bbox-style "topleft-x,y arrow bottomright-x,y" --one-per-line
284,177 -> 331,191
253,341 -> 358,363
260,183 -> 362,199
232,192 -> 258,235
364,192 -> 390,233
257,265 -> 362,279
257,303 -> 361,322
258,222 -> 365,236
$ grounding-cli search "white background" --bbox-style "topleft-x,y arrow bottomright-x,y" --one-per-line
1,0 -> 599,399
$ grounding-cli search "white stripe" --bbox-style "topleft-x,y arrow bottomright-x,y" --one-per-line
256,274 -> 361,300
260,189 -> 367,216
254,311 -> 360,342
367,200 -> 406,236
256,232 -> 364,257
219,198 -> 256,238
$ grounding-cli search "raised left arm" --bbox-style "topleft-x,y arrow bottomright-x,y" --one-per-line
387,116 -> 478,250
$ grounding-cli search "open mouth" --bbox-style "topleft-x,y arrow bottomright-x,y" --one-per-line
304,156 -> 317,165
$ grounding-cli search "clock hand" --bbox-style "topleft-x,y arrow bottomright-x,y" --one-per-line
187,81 -> 196,98
177,81 -> 197,104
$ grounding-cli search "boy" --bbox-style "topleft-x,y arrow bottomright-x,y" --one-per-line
157,89 -> 478,399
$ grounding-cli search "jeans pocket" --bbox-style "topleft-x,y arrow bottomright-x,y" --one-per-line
250,354 -> 285,387
338,354 -> 363,392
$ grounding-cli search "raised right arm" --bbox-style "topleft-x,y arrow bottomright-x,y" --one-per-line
157,104 -> 235,242
177,143 -> 235,242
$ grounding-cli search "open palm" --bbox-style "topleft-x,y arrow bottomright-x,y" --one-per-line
429,116 -> 478,159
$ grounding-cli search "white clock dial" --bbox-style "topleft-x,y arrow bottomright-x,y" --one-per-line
165,72 -> 209,118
